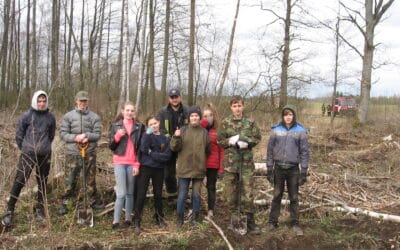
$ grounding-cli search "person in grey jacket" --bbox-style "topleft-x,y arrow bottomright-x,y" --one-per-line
1,90 -> 56,228
266,104 -> 309,235
58,91 -> 103,215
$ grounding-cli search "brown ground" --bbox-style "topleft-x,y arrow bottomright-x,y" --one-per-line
1,109 -> 400,249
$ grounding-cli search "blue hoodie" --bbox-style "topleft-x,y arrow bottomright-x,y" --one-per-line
266,105 -> 309,173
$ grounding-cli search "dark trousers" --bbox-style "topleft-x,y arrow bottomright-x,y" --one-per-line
8,153 -> 51,211
268,166 -> 300,225
206,168 -> 218,211
164,157 -> 177,195
135,166 -> 164,220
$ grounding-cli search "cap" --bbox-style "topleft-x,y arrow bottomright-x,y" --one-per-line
75,91 -> 90,101
168,88 -> 181,97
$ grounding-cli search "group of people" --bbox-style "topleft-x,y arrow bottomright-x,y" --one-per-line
1,88 -> 309,237
321,103 -> 332,117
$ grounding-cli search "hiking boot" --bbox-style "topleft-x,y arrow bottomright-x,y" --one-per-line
35,208 -> 46,223
134,219 -> 141,235
57,202 -> 68,215
176,213 -> 184,228
266,222 -> 278,231
292,224 -> 303,236
246,213 -> 261,235
1,211 -> 13,227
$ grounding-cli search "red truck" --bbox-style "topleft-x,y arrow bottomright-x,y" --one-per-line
333,97 -> 357,116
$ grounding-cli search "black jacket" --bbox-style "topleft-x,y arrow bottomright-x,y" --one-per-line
157,103 -> 188,138
108,119 -> 144,156
16,108 -> 56,156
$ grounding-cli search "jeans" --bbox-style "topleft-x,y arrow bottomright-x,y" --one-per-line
268,166 -> 300,225
177,178 -> 202,214
135,166 -> 164,220
206,168 -> 218,211
113,164 -> 134,223
8,153 -> 51,211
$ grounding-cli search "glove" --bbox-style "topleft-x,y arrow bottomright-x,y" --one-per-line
217,172 -> 224,180
299,172 -> 307,186
228,135 -> 240,146
146,127 -> 154,134
267,170 -> 274,185
236,141 -> 248,149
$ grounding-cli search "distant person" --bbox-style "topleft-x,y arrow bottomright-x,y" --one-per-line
321,103 -> 326,116
1,90 -> 56,228
108,101 -> 144,230
134,115 -> 172,235
217,96 -> 262,234
266,104 -> 309,236
200,103 -> 224,218
58,91 -> 103,215
327,104 -> 332,117
157,88 -> 188,203
170,106 -> 210,228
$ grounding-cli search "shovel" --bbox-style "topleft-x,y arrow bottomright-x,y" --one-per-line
77,142 -> 94,227
228,148 -> 247,235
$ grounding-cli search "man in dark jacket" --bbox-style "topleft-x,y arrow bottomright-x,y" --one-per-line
157,88 -> 188,202
57,91 -> 103,215
1,90 -> 56,227
266,104 -> 309,235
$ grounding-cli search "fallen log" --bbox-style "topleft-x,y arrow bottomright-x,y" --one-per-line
333,205 -> 400,223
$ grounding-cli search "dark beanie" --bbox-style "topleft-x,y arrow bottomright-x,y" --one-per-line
187,105 -> 202,119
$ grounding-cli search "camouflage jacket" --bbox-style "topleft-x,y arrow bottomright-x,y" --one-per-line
217,115 -> 261,173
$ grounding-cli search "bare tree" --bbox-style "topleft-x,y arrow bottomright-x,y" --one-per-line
135,0 -> 148,112
25,0 -> 31,90
31,0 -> 37,89
187,0 -> 195,105
0,0 -> 12,108
216,0 -> 240,106
160,0 -> 171,104
51,0 -> 60,90
340,0 -> 395,123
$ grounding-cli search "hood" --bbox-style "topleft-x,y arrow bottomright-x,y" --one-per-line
281,104 -> 297,125
31,90 -> 48,110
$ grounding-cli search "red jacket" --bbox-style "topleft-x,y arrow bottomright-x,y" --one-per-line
201,119 -> 224,173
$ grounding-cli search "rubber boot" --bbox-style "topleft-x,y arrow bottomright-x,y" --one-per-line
247,213 -> 261,235
176,213 -> 184,228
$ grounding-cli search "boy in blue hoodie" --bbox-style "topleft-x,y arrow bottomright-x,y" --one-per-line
266,105 -> 309,235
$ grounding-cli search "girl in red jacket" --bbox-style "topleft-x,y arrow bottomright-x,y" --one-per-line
200,103 -> 224,218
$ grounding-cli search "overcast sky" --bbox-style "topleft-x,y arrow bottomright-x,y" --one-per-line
207,0 -> 400,98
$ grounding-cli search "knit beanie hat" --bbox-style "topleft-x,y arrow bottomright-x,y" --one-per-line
187,105 -> 202,119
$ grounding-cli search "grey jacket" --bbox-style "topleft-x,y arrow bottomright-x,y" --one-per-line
60,108 -> 101,155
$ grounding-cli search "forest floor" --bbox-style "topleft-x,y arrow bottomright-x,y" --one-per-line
0,108 -> 400,249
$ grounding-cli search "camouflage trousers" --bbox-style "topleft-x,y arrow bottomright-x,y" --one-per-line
61,154 -> 97,204
222,167 -> 255,213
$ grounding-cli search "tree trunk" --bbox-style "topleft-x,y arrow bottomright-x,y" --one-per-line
95,0 -> 106,88
148,0 -> 156,113
31,0 -> 37,89
330,17 -> 340,131
160,0 -> 170,104
279,0 -> 291,108
216,0 -> 240,105
25,0 -> 31,90
135,0 -> 148,112
51,0 -> 60,92
187,0 -> 195,105
0,0 -> 11,108
118,0 -> 127,111
88,0 -> 99,88
357,0 -> 395,123
79,0 -> 85,89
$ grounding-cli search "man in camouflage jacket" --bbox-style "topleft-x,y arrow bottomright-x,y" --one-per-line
217,96 -> 261,234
